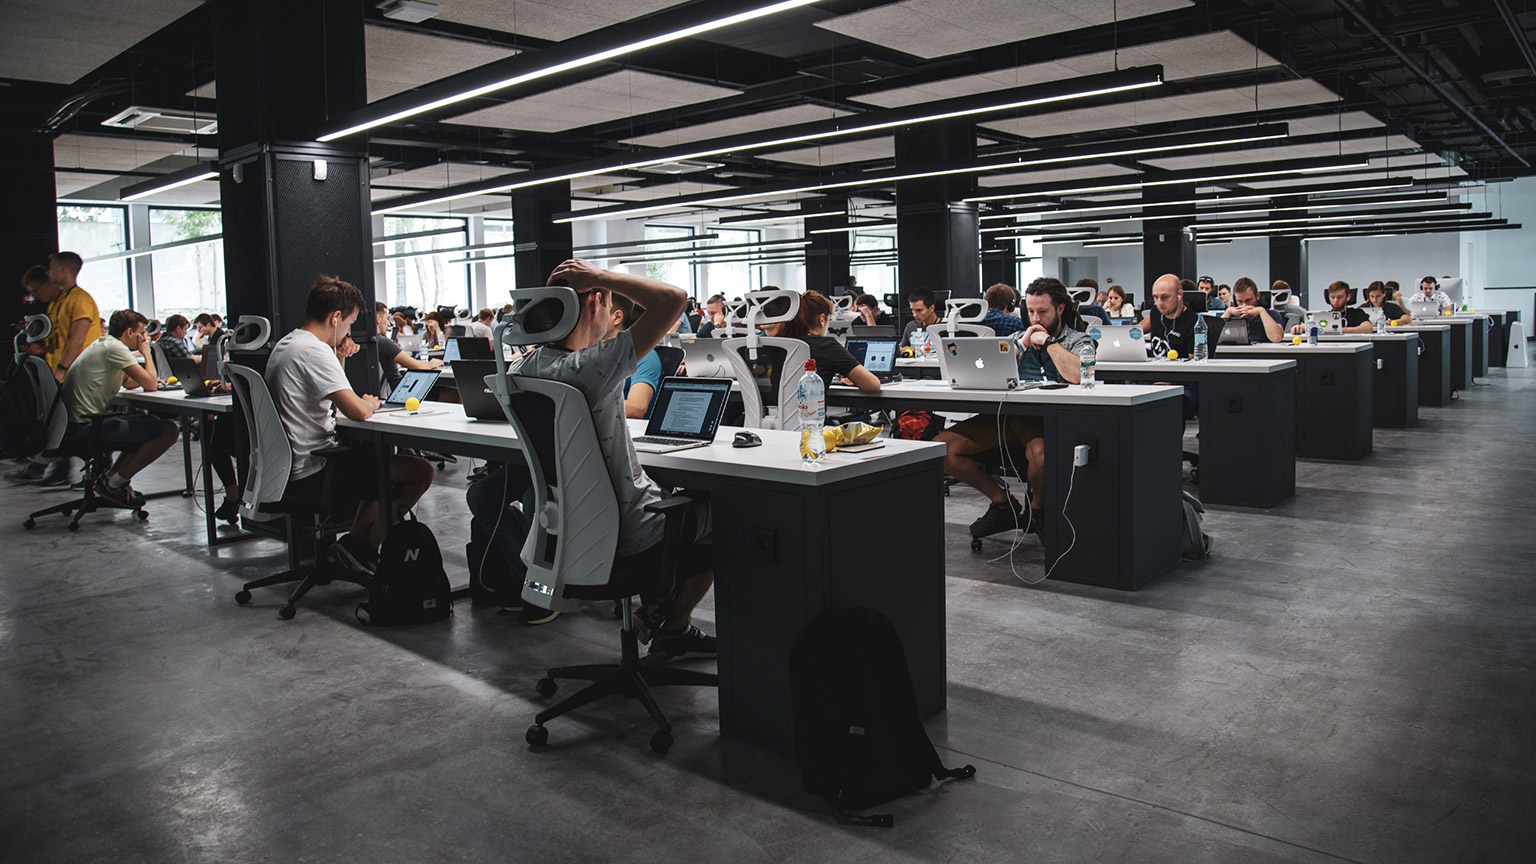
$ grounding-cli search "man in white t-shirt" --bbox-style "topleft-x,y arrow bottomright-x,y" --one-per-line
266,276 -> 434,575
1411,276 -> 1454,313
466,308 -> 495,340
512,260 -> 714,659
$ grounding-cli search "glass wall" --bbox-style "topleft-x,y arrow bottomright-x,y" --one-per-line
56,206 -> 131,314
482,219 -> 516,306
149,208 -> 225,321
379,216 -> 469,312
850,233 -> 897,302
643,224 -> 697,296
701,227 -> 763,296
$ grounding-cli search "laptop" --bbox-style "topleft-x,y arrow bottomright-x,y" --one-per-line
1090,324 -> 1149,362
168,356 -> 217,398
844,337 -> 900,382
444,336 -> 492,365
1307,310 -> 1342,333
450,360 -> 508,421
850,324 -> 897,339
631,377 -> 732,453
935,337 -> 1049,390
1409,297 -> 1441,319
397,332 -> 424,353
1217,318 -> 1251,345
373,368 -> 439,413
679,337 -> 736,378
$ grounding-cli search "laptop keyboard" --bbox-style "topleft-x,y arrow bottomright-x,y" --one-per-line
634,435 -> 698,447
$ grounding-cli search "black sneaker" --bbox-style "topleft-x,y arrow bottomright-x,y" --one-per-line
648,624 -> 717,659
215,497 -> 242,525
329,533 -> 378,575
635,601 -> 668,644
968,497 -> 1027,538
1026,507 -> 1044,535
95,478 -> 142,509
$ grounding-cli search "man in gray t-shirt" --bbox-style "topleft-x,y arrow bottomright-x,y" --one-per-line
511,260 -> 716,659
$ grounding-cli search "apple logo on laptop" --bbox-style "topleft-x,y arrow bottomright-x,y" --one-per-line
974,357 -> 986,369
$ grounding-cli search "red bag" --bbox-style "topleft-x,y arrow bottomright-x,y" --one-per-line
894,410 -> 944,441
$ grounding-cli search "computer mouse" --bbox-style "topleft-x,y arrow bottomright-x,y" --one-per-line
732,431 -> 762,448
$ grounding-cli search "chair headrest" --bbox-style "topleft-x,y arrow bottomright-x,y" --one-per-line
231,315 -> 271,351
944,297 -> 987,324
499,287 -> 580,348
831,293 -> 855,313
742,289 -> 800,326
22,314 -> 51,343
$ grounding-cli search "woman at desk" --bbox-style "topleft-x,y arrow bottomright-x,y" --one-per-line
775,291 -> 882,393
421,312 -> 445,349
391,312 -> 416,338
1102,285 -> 1133,320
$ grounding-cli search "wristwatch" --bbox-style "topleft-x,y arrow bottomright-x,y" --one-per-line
1044,334 -> 1063,347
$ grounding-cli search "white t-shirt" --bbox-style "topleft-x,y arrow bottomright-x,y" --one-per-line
466,320 -> 494,340
512,329 -> 665,556
266,328 -> 353,481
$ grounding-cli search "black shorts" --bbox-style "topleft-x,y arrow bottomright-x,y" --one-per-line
277,443 -> 380,514
565,502 -> 713,604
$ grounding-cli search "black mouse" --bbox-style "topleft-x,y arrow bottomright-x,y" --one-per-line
732,431 -> 762,448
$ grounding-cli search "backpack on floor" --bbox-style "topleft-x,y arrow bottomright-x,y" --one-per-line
357,514 -> 452,625
893,410 -> 944,441
1182,491 -> 1213,561
790,607 -> 975,826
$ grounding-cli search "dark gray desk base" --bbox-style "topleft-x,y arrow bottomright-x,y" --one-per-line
1446,320 -> 1474,391
1470,317 -> 1489,377
1222,348 -> 1373,460
1487,312 -> 1508,368
1371,336 -> 1418,428
1414,328 -> 1452,407
1096,367 -> 1296,508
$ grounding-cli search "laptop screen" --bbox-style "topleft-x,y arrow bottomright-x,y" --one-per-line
387,369 -> 438,405
444,336 -> 492,364
845,338 -> 897,373
644,377 -> 731,440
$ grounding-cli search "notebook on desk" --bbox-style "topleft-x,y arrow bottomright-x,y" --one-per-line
373,369 -> 439,413
631,377 -> 732,453
844,337 -> 900,382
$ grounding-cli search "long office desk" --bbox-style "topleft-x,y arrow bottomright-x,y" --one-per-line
1389,324 -> 1451,406
111,389 -> 249,547
1095,358 -> 1296,508
1435,317 -> 1475,390
1217,342 -> 1374,460
1318,332 -> 1419,428
1445,314 -> 1491,378
336,405 -> 947,757
824,380 -> 1185,590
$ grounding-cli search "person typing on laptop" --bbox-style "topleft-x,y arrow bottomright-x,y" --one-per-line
1361,281 -> 1410,324
511,260 -> 717,659
1220,277 -> 1284,343
775,290 -> 882,393
373,301 -> 441,394
266,276 -> 435,575
1411,276 -> 1453,313
935,277 -> 1094,540
1291,281 -> 1374,334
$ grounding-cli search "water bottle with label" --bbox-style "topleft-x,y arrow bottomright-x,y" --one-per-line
1080,342 -> 1096,389
797,359 -> 826,461
1308,318 -> 1319,345
1193,315 -> 1209,362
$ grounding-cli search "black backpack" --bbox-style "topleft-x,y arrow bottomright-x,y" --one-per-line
356,515 -> 452,625
790,607 -> 975,825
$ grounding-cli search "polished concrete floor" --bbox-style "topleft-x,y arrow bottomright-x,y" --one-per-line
2,369 -> 1532,863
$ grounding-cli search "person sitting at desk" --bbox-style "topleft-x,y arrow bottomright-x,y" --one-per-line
981,283 -> 1026,336
59,309 -> 179,509
158,315 -> 196,365
268,277 -> 435,575
1362,281 -> 1410,324
1102,284 -> 1132,319
935,277 -> 1093,540
1197,276 -> 1226,312
467,308 -> 495,339
373,301 -> 442,394
513,260 -> 716,659
193,313 -> 223,353
856,293 -> 893,327
694,293 -> 727,338
776,290 -> 881,393
1291,281 -> 1373,334
902,287 -> 941,349
1411,276 -> 1453,313
1222,277 -> 1284,343
391,312 -> 416,337
1139,274 -> 1198,357
1073,278 -> 1111,324
421,312 -> 445,349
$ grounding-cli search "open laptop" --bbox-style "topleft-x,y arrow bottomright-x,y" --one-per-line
844,337 -> 900,382
1217,317 -> 1251,345
450,360 -> 508,421
373,368 -> 439,413
631,377 -> 732,453
936,336 -> 1049,390
167,356 -> 217,398
1409,297 -> 1441,319
679,337 -> 736,378
396,332 -> 424,353
1307,310 -> 1342,333
444,336 -> 492,364
1090,324 -> 1149,362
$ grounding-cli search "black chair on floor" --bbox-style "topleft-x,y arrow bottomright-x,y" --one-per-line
25,413 -> 151,530
491,288 -> 716,755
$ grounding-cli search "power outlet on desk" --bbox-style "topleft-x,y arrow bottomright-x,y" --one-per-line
1073,443 -> 1093,467
1226,397 -> 1244,413
748,528 -> 778,563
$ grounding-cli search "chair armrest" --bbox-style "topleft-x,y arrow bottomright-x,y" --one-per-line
644,492 -> 705,516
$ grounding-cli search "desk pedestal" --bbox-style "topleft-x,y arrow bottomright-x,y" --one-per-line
1447,320 -> 1473,390
1414,328 -> 1452,406
1372,336 -> 1418,428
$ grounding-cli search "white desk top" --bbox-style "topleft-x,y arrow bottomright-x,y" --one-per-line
895,356 -> 939,368
1389,324 -> 1451,332
1220,341 -> 1372,355
113,388 -> 234,413
336,403 -> 944,488
1096,358 -> 1295,375
831,378 -> 1181,407
1318,332 -> 1417,343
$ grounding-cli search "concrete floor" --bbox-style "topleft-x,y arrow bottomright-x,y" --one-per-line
2,369 -> 1532,863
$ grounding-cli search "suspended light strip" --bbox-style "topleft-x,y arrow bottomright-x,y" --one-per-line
320,0 -> 821,141
119,162 -> 219,202
716,210 -> 848,227
609,240 -> 810,264
1195,213 -> 1493,238
964,156 -> 1373,204
1192,205 -> 1471,231
808,221 -> 897,235
983,178 -> 1417,220
979,193 -> 1451,231
615,254 -> 808,267
82,233 -> 222,264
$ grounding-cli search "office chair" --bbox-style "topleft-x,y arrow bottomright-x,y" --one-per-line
1069,287 -> 1094,305
654,345 -> 684,379
721,289 -> 805,430
226,344 -> 370,619
490,288 -> 717,754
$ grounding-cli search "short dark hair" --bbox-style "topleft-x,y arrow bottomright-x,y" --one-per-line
194,312 -> 216,326
374,302 -> 388,316
164,314 -> 189,331
1420,276 -> 1437,285
1024,277 -> 1086,331
1197,276 -> 1214,287
304,275 -> 365,323
108,309 -> 148,339
1180,278 -> 1196,293
1074,277 -> 1098,290
49,251 -> 83,272
907,288 -> 936,308
1232,277 -> 1257,295
21,265 -> 49,288
477,308 -> 494,321
983,283 -> 1016,311
1384,281 -> 1399,291
1271,280 -> 1292,294
610,293 -> 637,329
856,293 -> 880,309
1327,280 -> 1349,297
706,294 -> 725,306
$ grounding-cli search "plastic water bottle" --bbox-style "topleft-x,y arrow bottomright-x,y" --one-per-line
1080,343 -> 1096,389
1193,315 -> 1208,362
1374,311 -> 1385,334
797,359 -> 826,462
1308,320 -> 1319,346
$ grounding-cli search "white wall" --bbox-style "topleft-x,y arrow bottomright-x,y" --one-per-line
1461,177 -> 1536,304
1305,232 -> 1459,304
1197,238 -> 1269,290
1041,240 -> 1143,295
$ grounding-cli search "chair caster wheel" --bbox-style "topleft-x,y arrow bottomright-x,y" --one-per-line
943,486 -> 950,496
536,678 -> 558,698
279,605 -> 296,620
235,590 -> 252,605
650,729 -> 673,755
181,490 -> 193,498
61,509 -> 72,517
970,537 -> 983,552
436,462 -> 446,471
67,522 -> 80,532
23,519 -> 35,529
526,725 -> 548,747
135,510 -> 148,520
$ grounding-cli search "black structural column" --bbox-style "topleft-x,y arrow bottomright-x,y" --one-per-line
1269,236 -> 1306,303
213,0 -> 373,353
804,198 -> 851,297
1142,184 -> 1195,288
512,184 -> 574,288
980,238 -> 1015,288
895,123 -> 979,313
0,115 -> 57,354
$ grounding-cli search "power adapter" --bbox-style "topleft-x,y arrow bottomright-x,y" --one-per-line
1073,444 -> 1091,467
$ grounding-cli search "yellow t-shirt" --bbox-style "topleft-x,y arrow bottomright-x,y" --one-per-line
46,284 -> 103,372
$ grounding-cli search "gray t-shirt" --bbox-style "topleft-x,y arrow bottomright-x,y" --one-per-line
377,335 -> 403,392
1017,322 -> 1094,382
267,328 -> 353,481
512,329 -> 665,556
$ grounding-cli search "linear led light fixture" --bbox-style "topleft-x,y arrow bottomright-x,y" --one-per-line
963,155 -> 1373,204
1196,212 -> 1493,236
1241,218 -> 1512,240
119,162 -> 219,202
571,233 -> 720,252
616,253 -> 807,266
319,0 -> 821,141
1198,215 -> 1500,239
808,220 -> 897,235
716,209 -> 848,227
1079,238 -> 1143,248
983,178 -> 1415,220
82,232 -> 223,264
993,232 -> 1102,243
373,65 -> 1165,214
1192,205 -> 1472,231
608,239 -> 811,264
1302,223 -> 1520,242
978,192 -> 1452,230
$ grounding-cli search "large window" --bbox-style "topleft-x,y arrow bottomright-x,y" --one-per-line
379,216 -> 469,312
851,233 -> 897,300
482,219 -> 516,304
150,208 -> 225,321
701,227 -> 763,297
643,224 -> 698,296
56,206 -> 130,314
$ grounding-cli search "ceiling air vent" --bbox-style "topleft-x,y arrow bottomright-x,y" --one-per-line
102,106 -> 217,136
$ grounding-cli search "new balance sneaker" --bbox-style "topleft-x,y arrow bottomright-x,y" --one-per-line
5,463 -> 45,484
968,496 -> 1027,538
648,624 -> 717,659
329,533 -> 378,575
95,478 -> 144,509
36,463 -> 78,488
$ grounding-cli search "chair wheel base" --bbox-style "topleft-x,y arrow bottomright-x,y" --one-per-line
235,590 -> 252,605
181,490 -> 194,498
650,729 -> 673,755
970,537 -> 983,552
67,522 -> 80,532
279,605 -> 296,620
535,677 -> 558,698
526,725 -> 548,748
23,519 -> 35,529
135,510 -> 148,521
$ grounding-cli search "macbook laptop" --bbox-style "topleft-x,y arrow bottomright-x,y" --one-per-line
1409,298 -> 1441,319
631,377 -> 732,453
444,336 -> 492,364
168,356 -> 217,398
1217,318 -> 1251,345
844,337 -> 900,382
1090,325 -> 1149,362
679,337 -> 736,378
396,332 -> 423,353
936,337 -> 1049,390
373,368 -> 439,413
1307,310 -> 1342,333
451,360 -> 508,421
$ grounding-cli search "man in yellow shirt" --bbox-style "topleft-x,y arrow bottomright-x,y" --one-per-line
44,252 -> 102,382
